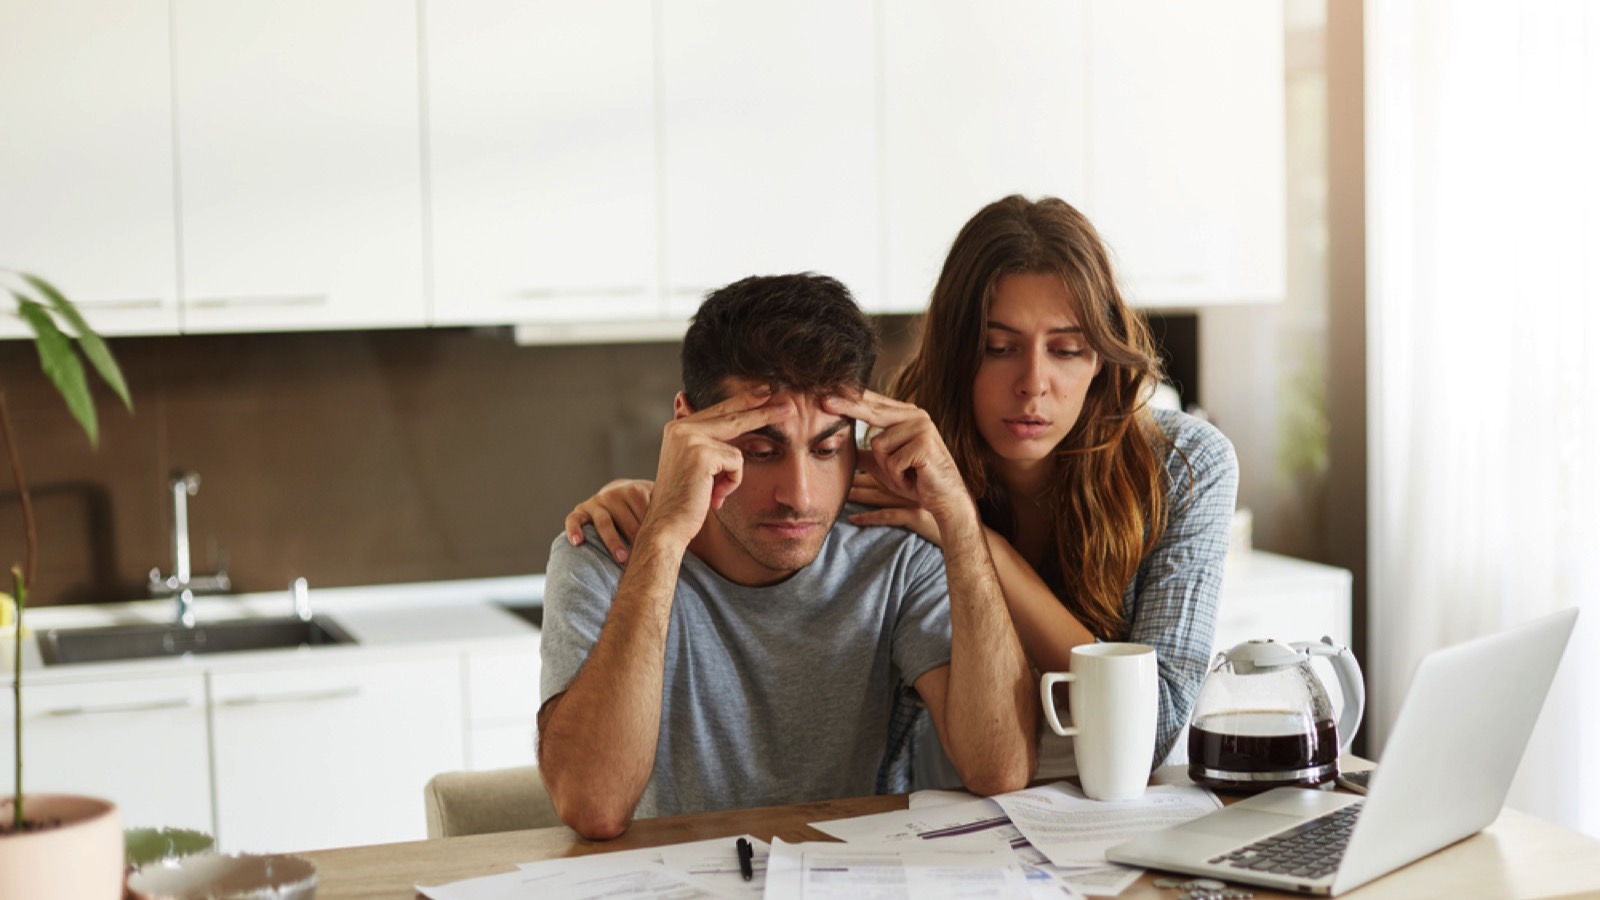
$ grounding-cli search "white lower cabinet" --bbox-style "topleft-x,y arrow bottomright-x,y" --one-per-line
0,673 -> 211,833
209,653 -> 463,853
463,642 -> 542,771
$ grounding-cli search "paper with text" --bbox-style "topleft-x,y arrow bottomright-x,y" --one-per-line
419,835 -> 768,899
763,836 -> 1030,900
993,782 -> 1221,868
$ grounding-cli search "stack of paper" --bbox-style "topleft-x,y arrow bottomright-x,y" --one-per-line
416,782 -> 1221,899
417,835 -> 767,899
808,782 -> 1220,898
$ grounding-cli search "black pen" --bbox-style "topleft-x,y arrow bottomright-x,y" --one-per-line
736,836 -> 754,881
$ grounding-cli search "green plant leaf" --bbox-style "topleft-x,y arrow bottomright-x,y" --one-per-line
19,273 -> 132,411
15,297 -> 99,448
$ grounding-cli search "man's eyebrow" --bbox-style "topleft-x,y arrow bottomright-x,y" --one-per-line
810,418 -> 852,445
742,418 -> 852,446
987,319 -> 1084,335
746,424 -> 790,446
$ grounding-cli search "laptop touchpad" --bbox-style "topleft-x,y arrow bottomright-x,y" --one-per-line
1180,807 -> 1302,840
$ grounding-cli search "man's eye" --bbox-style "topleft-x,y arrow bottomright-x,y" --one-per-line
743,448 -> 778,462
813,446 -> 842,459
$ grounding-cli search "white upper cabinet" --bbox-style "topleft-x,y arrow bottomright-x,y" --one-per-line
2,2 -> 1287,341
171,0 -> 427,333
427,0 -> 659,326
1084,0 -> 1286,307
882,0 -> 1090,314
0,0 -> 181,336
660,0 -> 879,316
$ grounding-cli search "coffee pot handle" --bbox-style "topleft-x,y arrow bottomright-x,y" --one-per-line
1295,638 -> 1367,752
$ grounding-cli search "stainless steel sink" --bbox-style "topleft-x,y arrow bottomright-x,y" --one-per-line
37,615 -> 356,666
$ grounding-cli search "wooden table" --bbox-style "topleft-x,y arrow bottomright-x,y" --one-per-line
301,784 -> 1600,899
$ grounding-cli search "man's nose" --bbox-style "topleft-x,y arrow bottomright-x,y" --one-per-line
773,456 -> 812,512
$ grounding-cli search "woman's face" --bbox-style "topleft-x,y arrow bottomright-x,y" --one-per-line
971,272 -> 1100,475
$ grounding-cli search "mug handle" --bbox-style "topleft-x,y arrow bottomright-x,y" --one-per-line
1040,672 -> 1079,737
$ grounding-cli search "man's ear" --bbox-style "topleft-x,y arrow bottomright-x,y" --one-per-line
672,391 -> 695,421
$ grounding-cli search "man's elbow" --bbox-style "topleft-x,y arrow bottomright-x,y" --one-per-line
960,760 -> 1032,797
552,791 -> 634,841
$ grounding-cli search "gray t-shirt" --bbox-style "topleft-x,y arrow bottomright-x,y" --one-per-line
540,509 -> 952,817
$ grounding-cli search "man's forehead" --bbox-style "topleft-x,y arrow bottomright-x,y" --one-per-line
718,382 -> 854,444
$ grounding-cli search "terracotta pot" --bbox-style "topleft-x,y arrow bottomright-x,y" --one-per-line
0,794 -> 123,899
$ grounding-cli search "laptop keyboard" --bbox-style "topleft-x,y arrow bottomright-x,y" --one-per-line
1208,801 -> 1365,880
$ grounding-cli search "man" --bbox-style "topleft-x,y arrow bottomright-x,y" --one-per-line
538,274 -> 1035,840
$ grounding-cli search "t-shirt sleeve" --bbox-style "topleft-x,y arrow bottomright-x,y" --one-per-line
890,538 -> 954,689
539,529 -> 625,707
1126,413 -> 1240,766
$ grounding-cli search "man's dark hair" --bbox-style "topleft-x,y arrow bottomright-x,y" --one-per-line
681,273 -> 878,410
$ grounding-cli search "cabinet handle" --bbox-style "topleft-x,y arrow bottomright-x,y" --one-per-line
77,297 -> 166,310
188,294 -> 329,309
219,686 -> 362,707
509,287 -> 649,301
38,698 -> 193,718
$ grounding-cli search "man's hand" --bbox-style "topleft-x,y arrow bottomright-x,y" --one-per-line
640,390 -> 794,550
823,391 -> 975,534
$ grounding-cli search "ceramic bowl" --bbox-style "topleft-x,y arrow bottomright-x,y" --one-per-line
127,852 -> 317,899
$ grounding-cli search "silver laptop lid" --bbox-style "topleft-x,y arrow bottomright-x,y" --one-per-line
1332,608 -> 1578,894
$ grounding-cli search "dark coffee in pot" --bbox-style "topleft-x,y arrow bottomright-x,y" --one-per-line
1188,711 -> 1339,791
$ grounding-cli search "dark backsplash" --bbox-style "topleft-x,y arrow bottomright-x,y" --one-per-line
0,319 -> 924,607
0,312 -> 1195,608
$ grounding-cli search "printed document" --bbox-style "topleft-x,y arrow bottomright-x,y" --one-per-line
993,782 -> 1221,868
763,836 -> 1030,900
417,835 -> 767,899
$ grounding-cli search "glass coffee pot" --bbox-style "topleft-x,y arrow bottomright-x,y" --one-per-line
1187,636 -> 1365,791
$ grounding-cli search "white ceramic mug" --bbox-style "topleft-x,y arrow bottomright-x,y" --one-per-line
1040,642 -> 1158,801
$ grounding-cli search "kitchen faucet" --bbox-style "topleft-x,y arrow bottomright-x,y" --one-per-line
148,471 -> 232,626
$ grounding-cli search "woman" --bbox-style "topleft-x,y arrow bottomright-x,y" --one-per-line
565,195 -> 1238,780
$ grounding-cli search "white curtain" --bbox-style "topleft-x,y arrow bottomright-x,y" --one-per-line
1367,0 -> 1600,836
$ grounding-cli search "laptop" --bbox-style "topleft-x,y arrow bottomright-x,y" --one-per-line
1107,607 -> 1579,896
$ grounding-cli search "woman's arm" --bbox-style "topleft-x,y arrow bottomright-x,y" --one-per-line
1124,414 -> 1240,765
848,473 -> 1097,673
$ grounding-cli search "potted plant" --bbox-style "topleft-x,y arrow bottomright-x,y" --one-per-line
0,269 -> 133,898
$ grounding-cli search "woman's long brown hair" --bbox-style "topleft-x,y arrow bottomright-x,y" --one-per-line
891,195 -> 1172,640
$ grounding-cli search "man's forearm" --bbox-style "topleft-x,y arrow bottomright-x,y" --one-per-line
538,530 -> 685,839
936,509 -> 1038,793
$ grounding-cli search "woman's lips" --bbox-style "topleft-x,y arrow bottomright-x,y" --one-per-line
1003,417 -> 1052,440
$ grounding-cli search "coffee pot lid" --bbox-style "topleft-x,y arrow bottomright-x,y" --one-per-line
1220,639 -> 1305,673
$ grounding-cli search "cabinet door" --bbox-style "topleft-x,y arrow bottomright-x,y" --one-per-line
172,0 -> 426,333
0,0 -> 181,336
882,0 -> 1089,313
661,0 -> 879,315
463,643 -> 540,770
209,654 -> 462,853
427,0 -> 659,326
1085,0 -> 1286,306
0,673 -> 211,833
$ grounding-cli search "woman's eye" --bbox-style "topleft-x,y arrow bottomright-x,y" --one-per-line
984,345 -> 1014,357
1051,347 -> 1086,359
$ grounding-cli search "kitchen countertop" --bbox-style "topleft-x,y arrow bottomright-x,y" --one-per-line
2,574 -> 545,686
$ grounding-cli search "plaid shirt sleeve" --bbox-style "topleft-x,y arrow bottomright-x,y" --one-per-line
1126,409 -> 1240,766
